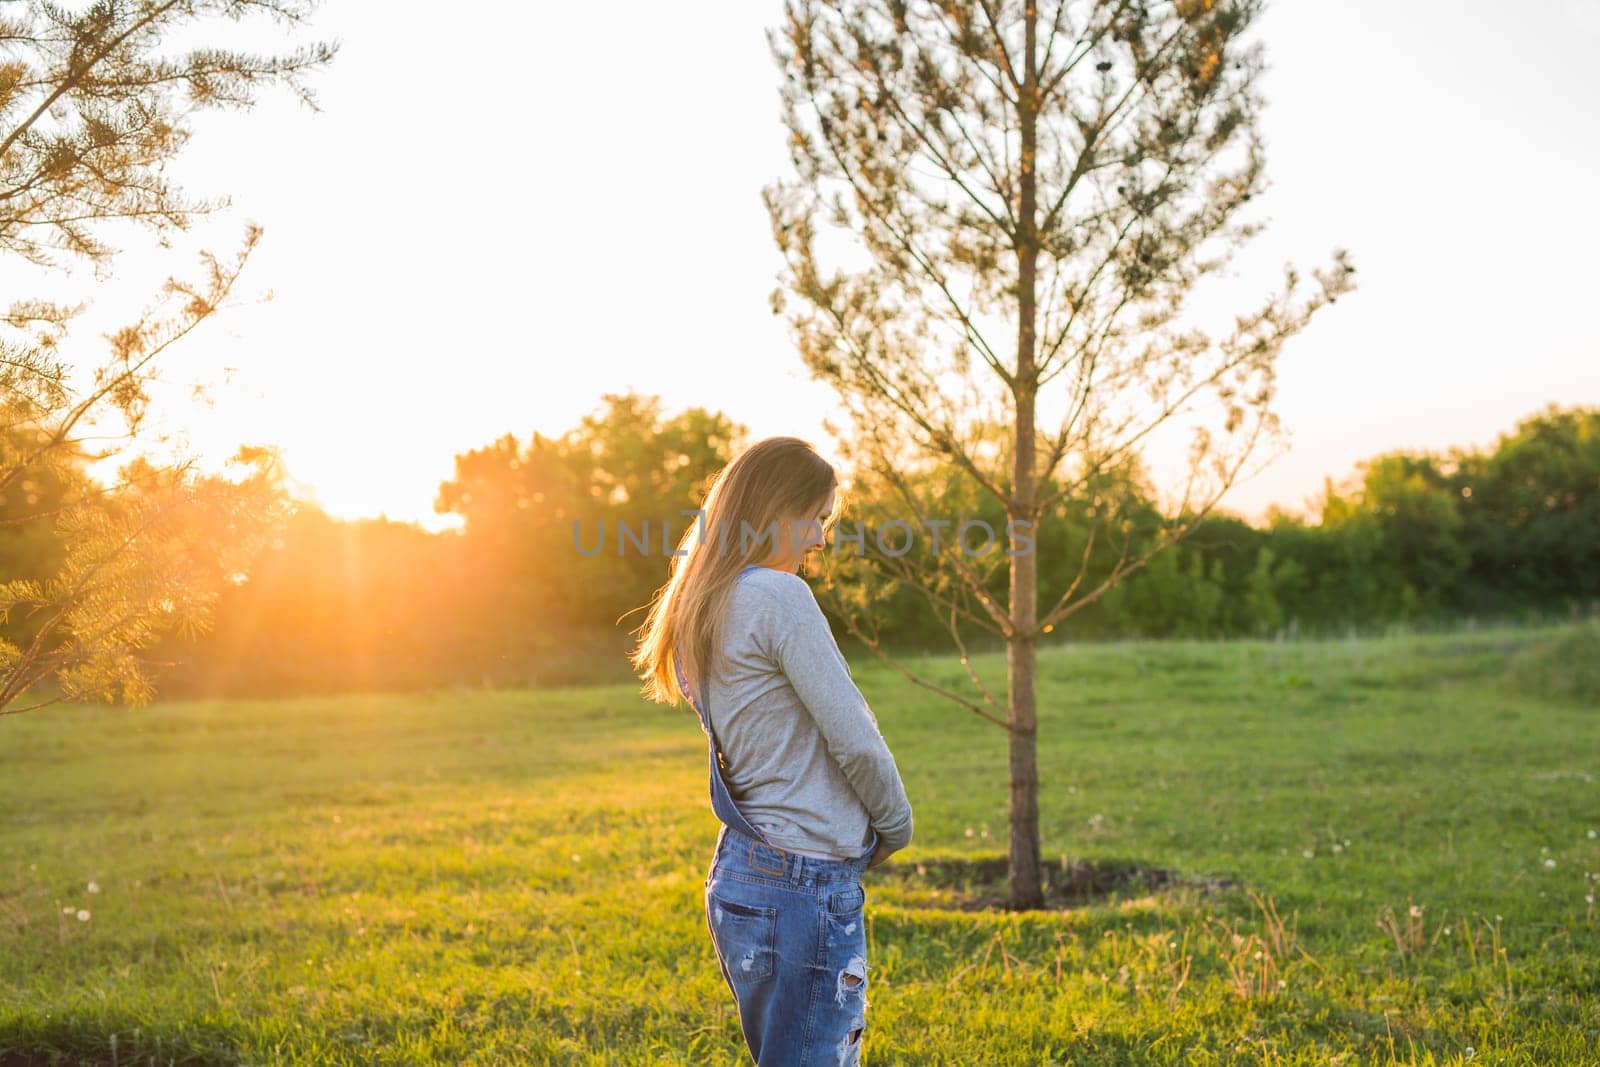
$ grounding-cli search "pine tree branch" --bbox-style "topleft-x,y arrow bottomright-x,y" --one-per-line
1037,18 -> 1194,238
799,73 -> 1013,388
806,287 -> 1011,506
850,420 -> 1016,636
0,225 -> 257,496
818,580 -> 1009,729
974,0 -> 1022,94
0,0 -> 182,165
1037,407 -> 1270,633
0,694 -> 67,717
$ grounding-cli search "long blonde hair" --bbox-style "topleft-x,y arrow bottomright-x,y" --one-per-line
629,436 -> 843,707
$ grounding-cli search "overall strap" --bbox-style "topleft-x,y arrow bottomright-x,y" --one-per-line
676,645 -> 771,845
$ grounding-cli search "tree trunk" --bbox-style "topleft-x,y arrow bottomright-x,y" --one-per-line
1006,581 -> 1042,910
1007,5 -> 1045,912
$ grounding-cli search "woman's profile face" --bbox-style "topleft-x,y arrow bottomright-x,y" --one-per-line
762,487 -> 836,573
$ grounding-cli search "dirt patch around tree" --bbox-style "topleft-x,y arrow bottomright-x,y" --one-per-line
872,853 -> 1238,912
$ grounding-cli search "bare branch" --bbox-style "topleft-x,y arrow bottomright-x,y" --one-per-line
818,580 -> 1009,729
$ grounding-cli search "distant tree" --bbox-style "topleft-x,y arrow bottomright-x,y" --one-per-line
0,1 -> 337,715
1102,539 -> 1223,637
435,391 -> 746,661
1352,453 -> 1466,617
573,391 -> 749,607
1306,479 -> 1390,625
1240,543 -> 1283,635
765,0 -> 1354,906
1452,406 -> 1600,607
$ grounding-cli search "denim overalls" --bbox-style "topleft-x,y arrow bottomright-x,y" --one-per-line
677,565 -> 881,1066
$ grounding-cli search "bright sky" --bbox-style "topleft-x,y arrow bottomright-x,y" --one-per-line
10,0 -> 1598,533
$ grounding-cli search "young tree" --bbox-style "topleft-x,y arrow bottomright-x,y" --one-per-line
765,0 -> 1355,907
0,0 -> 338,715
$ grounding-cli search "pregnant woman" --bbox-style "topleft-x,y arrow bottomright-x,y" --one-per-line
630,436 -> 914,1065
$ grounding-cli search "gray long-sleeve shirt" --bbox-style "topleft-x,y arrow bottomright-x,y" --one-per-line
699,565 -> 914,858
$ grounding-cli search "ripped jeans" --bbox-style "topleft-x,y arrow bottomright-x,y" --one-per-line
704,823 -> 874,1066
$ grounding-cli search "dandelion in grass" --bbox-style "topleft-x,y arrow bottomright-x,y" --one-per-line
1302,849 -> 1314,859
1409,904 -> 1423,918
87,881 -> 99,894
1544,858 -> 1557,869
76,909 -> 89,921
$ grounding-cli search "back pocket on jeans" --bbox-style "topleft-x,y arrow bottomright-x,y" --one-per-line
707,889 -> 778,982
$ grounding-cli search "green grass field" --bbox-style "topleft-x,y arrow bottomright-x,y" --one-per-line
2,622 -> 1597,1065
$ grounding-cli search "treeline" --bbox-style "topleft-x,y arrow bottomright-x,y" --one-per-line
13,397 -> 1588,699
128,393 -> 744,696
815,403 -> 1598,650
1104,403 -> 1598,638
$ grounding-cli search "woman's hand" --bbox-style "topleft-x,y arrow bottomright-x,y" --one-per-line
866,841 -> 893,869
